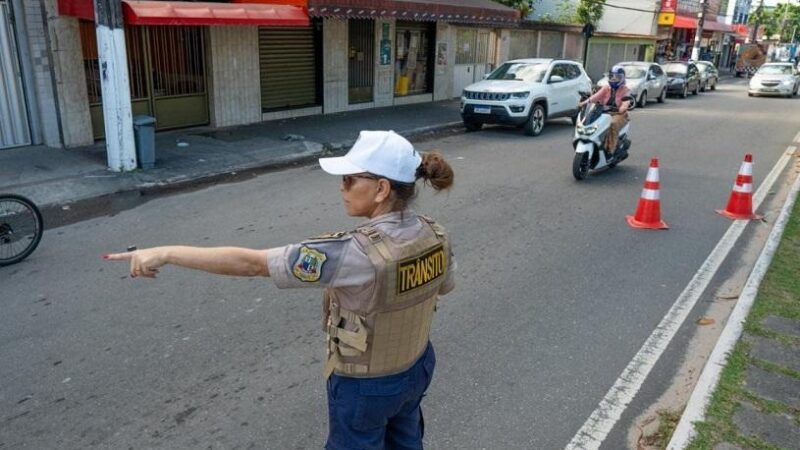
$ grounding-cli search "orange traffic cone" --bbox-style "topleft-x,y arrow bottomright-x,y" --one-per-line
627,158 -> 669,230
716,154 -> 763,220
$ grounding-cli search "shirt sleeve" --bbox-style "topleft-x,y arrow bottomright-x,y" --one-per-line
587,85 -> 608,104
266,236 -> 375,289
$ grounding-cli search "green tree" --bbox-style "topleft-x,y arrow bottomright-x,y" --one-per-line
576,0 -> 606,25
749,3 -> 778,40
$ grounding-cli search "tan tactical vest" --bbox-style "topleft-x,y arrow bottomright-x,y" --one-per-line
322,215 -> 449,378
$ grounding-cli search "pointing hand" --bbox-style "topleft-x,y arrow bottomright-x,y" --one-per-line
104,247 -> 167,279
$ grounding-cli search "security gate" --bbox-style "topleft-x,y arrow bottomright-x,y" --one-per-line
348,19 -> 374,104
0,0 -> 31,149
80,22 -> 209,139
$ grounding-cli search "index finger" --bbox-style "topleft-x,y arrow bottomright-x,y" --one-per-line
103,252 -> 134,261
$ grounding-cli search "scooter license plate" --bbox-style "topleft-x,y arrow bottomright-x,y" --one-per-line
473,106 -> 491,114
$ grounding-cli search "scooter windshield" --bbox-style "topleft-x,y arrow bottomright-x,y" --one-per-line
582,103 -> 604,125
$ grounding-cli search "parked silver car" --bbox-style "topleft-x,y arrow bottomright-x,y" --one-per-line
596,62 -> 668,108
748,63 -> 800,97
696,61 -> 719,91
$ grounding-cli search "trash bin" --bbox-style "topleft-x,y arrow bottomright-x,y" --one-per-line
132,115 -> 157,169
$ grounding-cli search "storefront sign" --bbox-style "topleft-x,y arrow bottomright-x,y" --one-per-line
658,12 -> 675,25
380,22 -> 391,65
660,0 -> 676,12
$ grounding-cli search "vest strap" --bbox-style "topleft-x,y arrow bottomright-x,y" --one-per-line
323,348 -> 369,378
356,226 -> 393,261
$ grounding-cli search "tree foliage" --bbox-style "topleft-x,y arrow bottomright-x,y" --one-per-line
749,2 -> 800,41
495,0 -> 534,17
575,0 -> 606,26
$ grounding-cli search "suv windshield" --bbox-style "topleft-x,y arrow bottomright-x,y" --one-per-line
758,65 -> 793,75
487,63 -> 549,83
663,64 -> 687,77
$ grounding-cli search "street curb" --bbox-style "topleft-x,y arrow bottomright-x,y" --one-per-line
666,151 -> 800,449
37,121 -> 465,228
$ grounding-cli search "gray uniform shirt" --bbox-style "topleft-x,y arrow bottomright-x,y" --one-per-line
266,211 -> 456,309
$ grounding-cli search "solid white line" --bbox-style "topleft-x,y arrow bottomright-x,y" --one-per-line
564,147 -> 796,450
667,161 -> 800,450
794,131 -> 800,143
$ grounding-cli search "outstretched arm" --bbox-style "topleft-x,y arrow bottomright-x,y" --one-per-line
105,246 -> 269,278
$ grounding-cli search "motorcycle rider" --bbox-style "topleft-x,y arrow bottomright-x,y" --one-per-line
579,65 -> 634,157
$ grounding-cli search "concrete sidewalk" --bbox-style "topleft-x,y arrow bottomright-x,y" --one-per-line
0,99 -> 463,216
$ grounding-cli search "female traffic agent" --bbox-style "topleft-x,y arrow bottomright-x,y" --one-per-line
105,130 -> 456,450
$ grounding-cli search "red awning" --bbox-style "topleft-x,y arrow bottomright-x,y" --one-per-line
57,0 -> 95,21
123,1 -> 309,26
58,0 -> 310,26
672,15 -> 733,33
307,0 -> 520,26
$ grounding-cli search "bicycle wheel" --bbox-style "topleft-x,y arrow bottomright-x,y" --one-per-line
0,194 -> 44,266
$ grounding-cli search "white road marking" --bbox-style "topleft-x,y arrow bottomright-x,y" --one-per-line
564,146 -> 797,450
667,151 -> 800,449
794,131 -> 800,143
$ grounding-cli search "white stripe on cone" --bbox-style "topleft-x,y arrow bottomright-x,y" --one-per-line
733,183 -> 753,193
641,189 -> 660,200
739,162 -> 753,176
646,167 -> 659,182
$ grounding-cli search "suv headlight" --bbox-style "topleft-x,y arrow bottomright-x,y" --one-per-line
782,79 -> 794,86
511,92 -> 530,99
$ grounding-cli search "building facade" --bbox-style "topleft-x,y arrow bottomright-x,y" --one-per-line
5,0 -> 522,155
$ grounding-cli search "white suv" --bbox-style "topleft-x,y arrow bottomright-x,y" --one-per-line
460,58 -> 593,136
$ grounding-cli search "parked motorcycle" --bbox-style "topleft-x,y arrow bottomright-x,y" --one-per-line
572,95 -> 631,180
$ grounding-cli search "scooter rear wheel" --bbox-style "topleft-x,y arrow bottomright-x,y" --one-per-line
572,152 -> 590,180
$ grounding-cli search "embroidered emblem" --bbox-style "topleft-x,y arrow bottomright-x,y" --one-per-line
293,246 -> 327,282
397,245 -> 446,294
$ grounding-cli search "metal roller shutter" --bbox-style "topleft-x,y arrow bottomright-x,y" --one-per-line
259,26 -> 316,111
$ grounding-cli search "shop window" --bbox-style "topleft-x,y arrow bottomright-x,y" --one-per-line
395,22 -> 434,97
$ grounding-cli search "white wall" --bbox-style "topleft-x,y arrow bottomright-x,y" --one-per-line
322,18 -> 348,113
433,22 -> 456,100
597,3 -> 657,36
208,26 -> 261,128
42,0 -> 93,147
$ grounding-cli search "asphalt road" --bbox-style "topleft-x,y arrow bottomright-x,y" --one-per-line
2,77 -> 799,450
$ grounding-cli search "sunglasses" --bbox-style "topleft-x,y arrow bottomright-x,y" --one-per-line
342,173 -> 379,189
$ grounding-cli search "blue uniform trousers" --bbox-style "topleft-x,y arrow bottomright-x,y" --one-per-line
325,343 -> 436,450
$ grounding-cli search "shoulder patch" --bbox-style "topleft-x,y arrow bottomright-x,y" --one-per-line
293,246 -> 328,282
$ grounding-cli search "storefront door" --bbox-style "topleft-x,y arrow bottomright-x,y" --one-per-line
454,28 -> 495,97
394,21 -> 434,97
0,0 -> 31,149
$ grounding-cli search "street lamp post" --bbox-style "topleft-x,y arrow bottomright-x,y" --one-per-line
691,0 -> 707,61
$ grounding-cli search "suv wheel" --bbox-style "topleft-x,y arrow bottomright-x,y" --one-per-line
464,120 -> 483,132
710,78 -> 717,91
637,91 -> 647,108
524,104 -> 546,136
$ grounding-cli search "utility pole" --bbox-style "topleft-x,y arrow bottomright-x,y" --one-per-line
94,0 -> 136,172
691,0 -> 708,61
582,23 -> 594,68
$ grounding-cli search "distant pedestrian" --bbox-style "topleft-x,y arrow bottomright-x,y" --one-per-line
105,130 -> 457,449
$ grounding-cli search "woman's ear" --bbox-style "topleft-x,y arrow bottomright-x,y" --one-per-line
375,178 -> 392,203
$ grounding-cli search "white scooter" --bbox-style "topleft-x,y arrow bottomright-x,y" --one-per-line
572,95 -> 632,180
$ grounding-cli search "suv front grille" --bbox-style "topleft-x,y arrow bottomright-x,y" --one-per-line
465,91 -> 510,101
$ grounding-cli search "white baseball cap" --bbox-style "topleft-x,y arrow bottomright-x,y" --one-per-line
319,130 -> 422,183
